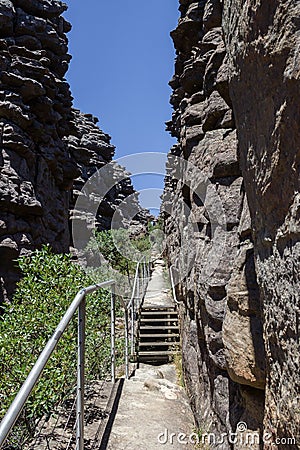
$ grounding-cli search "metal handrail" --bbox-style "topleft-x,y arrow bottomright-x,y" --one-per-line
0,279 -> 115,450
126,259 -> 150,375
169,265 -> 180,305
127,261 -> 141,311
0,257 -> 151,449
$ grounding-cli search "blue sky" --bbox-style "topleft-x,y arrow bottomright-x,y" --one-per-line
64,1 -> 178,214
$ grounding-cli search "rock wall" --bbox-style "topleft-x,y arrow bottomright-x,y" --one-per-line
223,1 -> 300,445
67,109 -> 150,234
163,0 -> 299,448
0,0 -> 78,303
0,1 -> 149,303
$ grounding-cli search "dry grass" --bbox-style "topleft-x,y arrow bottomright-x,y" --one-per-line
171,346 -> 184,388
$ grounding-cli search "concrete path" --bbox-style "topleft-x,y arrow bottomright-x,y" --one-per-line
105,259 -> 194,449
106,364 -> 194,450
143,259 -> 174,308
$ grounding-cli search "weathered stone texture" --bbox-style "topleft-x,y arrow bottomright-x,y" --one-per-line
162,0 -> 266,447
223,0 -> 300,445
0,1 -> 149,303
164,0 -> 299,447
0,0 -> 78,303
67,110 -> 150,235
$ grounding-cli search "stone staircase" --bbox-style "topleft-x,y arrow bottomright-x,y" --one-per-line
135,306 -> 180,363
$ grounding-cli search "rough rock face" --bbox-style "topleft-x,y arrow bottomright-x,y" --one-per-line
0,0 -> 78,303
163,0 -> 299,448
0,1 -> 149,304
67,110 -> 150,234
223,1 -> 300,445
162,0 -> 266,446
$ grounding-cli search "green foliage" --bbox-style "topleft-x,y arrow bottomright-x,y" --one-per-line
90,229 -> 137,275
147,218 -> 163,233
131,234 -> 151,253
86,229 -> 154,287
94,225 -> 162,263
0,245 -> 123,442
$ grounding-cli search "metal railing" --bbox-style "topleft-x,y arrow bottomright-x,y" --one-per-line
0,280 -> 115,449
0,259 -> 151,450
169,265 -> 180,305
126,259 -> 151,375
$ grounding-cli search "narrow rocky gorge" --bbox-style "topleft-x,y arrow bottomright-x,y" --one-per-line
162,0 -> 299,448
0,0 -> 148,304
0,0 -> 299,448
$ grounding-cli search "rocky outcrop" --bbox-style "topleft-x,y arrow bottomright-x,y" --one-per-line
162,0 -> 266,446
223,1 -> 300,445
67,110 -> 150,234
0,0 -> 78,303
163,0 -> 299,448
0,1 -> 149,304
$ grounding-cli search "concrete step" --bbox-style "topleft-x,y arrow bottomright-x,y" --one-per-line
142,306 -> 176,311
139,325 -> 179,330
139,341 -> 179,347
138,350 -> 178,356
140,318 -> 178,323
139,333 -> 179,338
140,310 -> 178,316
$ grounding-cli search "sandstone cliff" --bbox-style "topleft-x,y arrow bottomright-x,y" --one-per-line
0,1 -> 148,304
223,1 -> 300,444
0,0 -> 77,302
162,0 -> 299,448
67,109 -> 150,236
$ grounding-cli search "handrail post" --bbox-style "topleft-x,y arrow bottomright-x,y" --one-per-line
111,284 -> 116,383
131,299 -> 135,355
143,262 -> 146,295
141,263 -> 144,301
124,308 -> 129,379
127,263 -> 139,358
170,266 -> 180,305
137,270 -> 140,309
77,295 -> 86,450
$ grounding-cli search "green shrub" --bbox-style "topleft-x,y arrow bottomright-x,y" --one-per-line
147,218 -> 163,233
90,229 -> 136,276
85,229 -> 153,296
88,228 -> 153,270
0,245 -> 123,442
